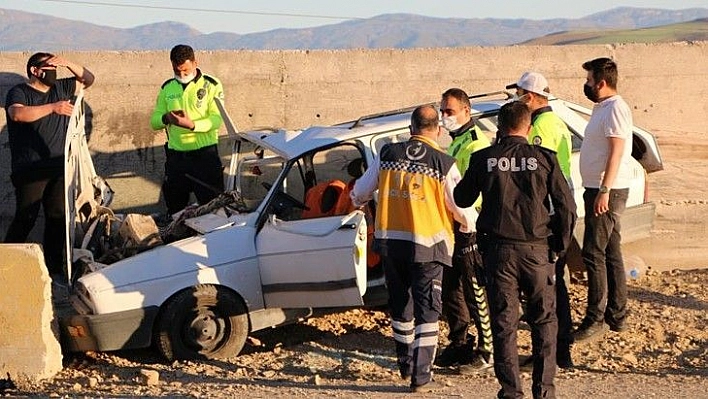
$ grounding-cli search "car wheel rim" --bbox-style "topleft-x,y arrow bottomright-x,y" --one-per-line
186,310 -> 227,351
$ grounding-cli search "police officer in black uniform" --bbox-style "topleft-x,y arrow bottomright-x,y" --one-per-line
454,101 -> 576,399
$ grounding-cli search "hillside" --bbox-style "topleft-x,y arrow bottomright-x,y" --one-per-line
523,18 -> 708,45
0,7 -> 707,50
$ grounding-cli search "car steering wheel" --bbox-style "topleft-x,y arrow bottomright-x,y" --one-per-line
261,182 -> 308,211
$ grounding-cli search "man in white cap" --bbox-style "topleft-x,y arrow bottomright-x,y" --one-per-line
506,71 -> 576,369
506,72 -> 572,179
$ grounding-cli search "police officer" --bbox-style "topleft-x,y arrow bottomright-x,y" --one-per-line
454,101 -> 576,399
150,44 -> 225,216
351,105 -> 476,393
507,71 -> 576,368
437,88 -> 493,372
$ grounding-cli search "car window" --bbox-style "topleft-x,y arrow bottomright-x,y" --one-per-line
236,153 -> 285,212
475,115 -> 499,143
371,129 -> 410,157
274,143 -> 364,221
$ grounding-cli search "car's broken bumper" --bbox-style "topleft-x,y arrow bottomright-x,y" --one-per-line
59,306 -> 159,352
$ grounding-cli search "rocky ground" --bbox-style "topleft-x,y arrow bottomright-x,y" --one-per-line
3,266 -> 707,398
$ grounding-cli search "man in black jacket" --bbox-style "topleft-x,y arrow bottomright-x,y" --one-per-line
454,101 -> 576,399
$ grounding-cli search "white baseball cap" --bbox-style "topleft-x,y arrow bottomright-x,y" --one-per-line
506,71 -> 550,97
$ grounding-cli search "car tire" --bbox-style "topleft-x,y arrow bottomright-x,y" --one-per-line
154,284 -> 249,360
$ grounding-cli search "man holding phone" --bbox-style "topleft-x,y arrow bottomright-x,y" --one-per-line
150,44 -> 225,215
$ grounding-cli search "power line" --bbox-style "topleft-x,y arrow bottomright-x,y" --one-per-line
39,0 -> 364,21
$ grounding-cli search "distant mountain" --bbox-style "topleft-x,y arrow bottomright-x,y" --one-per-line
0,6 -> 707,51
523,18 -> 708,45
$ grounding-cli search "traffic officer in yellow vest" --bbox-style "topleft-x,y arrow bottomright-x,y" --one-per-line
150,44 -> 225,216
350,105 -> 477,393
436,88 -> 494,373
506,72 -> 572,180
507,71 -> 576,368
454,101 -> 576,399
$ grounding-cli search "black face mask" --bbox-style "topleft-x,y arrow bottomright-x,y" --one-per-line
37,69 -> 57,87
583,83 -> 599,103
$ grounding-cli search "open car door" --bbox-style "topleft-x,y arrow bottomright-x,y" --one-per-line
256,211 -> 368,309
64,89 -> 114,284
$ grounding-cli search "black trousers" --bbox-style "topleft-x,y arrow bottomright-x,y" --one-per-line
442,231 -> 493,354
483,242 -> 557,399
581,188 -> 629,328
555,254 -> 573,352
4,172 -> 65,276
163,144 -> 224,215
383,255 -> 443,387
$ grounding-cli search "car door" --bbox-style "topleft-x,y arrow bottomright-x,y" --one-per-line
64,89 -> 114,283
256,211 -> 368,308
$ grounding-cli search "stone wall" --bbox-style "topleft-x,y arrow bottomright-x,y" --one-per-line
1,43 -> 707,234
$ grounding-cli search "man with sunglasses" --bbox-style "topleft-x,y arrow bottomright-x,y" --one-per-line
4,52 -> 94,278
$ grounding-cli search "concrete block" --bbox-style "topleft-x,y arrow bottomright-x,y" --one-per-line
0,244 -> 63,381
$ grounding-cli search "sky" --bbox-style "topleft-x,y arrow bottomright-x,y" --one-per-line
1,0 -> 707,34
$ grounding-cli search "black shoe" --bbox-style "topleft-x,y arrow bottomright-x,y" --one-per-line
556,349 -> 574,369
435,342 -> 471,367
399,366 -> 411,381
410,379 -> 446,393
573,321 -> 608,342
458,353 -> 493,375
519,355 -> 534,372
608,320 -> 628,332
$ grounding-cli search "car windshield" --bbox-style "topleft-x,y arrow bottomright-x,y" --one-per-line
233,142 -> 286,213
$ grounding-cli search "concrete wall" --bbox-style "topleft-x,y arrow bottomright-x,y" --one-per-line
0,244 -> 63,381
1,43 -> 707,236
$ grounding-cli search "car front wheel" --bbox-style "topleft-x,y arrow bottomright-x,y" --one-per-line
154,284 -> 249,360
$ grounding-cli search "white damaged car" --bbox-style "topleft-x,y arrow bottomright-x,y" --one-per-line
59,90 -> 662,360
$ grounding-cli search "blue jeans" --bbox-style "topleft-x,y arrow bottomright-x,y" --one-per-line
581,188 -> 629,328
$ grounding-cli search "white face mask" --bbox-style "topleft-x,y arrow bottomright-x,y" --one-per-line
510,93 -> 530,103
441,115 -> 463,132
174,73 -> 195,84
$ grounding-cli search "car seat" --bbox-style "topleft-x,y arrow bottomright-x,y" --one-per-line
301,179 -> 347,219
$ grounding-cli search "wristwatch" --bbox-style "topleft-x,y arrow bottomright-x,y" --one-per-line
599,185 -> 610,194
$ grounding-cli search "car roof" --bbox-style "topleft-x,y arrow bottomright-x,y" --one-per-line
239,92 -> 512,160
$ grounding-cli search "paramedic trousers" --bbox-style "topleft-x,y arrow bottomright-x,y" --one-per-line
442,231 -> 493,354
483,242 -> 557,399
581,188 -> 629,329
383,255 -> 443,387
4,172 -> 65,276
163,144 -> 224,215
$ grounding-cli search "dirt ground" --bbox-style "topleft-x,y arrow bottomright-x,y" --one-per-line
6,129 -> 708,398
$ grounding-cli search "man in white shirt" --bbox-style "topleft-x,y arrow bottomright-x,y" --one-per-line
574,57 -> 634,342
